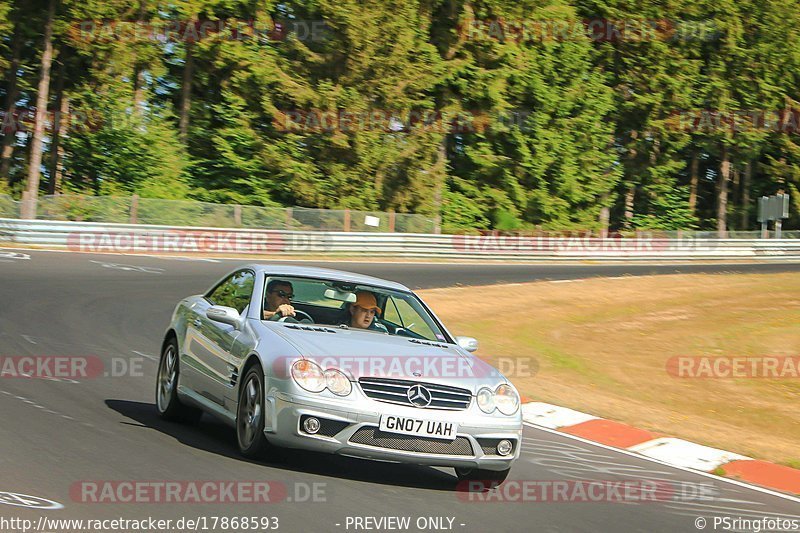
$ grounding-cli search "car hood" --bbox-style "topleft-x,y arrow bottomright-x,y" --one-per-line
267,324 -> 506,390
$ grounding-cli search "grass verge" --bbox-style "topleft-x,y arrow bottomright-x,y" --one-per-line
418,272 -> 800,465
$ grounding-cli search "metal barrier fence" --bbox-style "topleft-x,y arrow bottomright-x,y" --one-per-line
3,194 -> 439,234
2,193 -> 798,240
2,218 -> 800,261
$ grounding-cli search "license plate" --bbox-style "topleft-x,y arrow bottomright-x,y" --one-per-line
379,415 -> 458,441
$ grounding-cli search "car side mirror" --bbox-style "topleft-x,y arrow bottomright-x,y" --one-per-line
206,305 -> 244,330
455,336 -> 479,352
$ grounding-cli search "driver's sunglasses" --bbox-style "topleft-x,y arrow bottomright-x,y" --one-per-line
271,290 -> 294,300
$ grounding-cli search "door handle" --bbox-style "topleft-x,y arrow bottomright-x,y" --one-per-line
193,319 -> 202,327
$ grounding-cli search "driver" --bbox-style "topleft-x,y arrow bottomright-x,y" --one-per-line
348,291 -> 388,332
263,280 -> 296,320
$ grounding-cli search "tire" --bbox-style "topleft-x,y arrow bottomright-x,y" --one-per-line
455,467 -> 511,487
236,364 -> 274,458
155,337 -> 202,423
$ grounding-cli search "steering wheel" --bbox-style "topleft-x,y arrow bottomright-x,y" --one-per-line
278,309 -> 314,323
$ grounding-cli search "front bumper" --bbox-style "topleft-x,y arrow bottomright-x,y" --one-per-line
263,389 -> 523,472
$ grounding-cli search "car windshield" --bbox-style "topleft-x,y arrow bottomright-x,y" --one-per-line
263,276 -> 449,343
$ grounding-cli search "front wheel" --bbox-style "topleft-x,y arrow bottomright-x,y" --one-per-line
236,365 -> 274,459
156,338 -> 202,423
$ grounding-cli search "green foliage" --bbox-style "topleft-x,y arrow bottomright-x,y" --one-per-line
632,190 -> 698,230
441,188 -> 489,232
0,191 -> 15,217
36,194 -> 132,222
492,208 -> 523,231
1,0 -> 799,232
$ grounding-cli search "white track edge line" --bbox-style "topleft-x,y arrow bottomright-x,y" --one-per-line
3,247 -> 800,266
523,422 -> 800,505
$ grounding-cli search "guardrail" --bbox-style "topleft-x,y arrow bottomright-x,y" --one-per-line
2,218 -> 800,261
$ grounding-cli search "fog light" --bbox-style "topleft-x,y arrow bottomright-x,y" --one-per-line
496,439 -> 513,456
303,417 -> 321,434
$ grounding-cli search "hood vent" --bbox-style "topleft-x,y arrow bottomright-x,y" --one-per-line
408,338 -> 450,349
283,324 -> 337,334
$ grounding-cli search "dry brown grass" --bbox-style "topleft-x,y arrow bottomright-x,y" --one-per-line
419,273 -> 800,465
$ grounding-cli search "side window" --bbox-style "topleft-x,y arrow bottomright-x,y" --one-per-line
385,296 -> 436,340
383,297 -> 403,326
207,270 -> 254,314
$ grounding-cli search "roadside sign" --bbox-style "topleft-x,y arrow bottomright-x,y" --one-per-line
759,193 -> 791,238
758,194 -> 789,222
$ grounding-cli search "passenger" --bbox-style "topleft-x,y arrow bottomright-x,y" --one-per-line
348,291 -> 388,332
263,280 -> 296,320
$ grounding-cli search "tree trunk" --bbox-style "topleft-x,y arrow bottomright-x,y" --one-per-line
46,58 -> 66,194
0,27 -> 23,183
133,67 -> 145,114
624,132 -> 638,229
624,184 -> 635,228
178,41 -> 194,142
731,166 -> 741,229
132,0 -> 147,114
688,153 -> 699,214
716,146 -> 730,237
646,138 -> 660,202
432,137 -> 446,231
599,204 -> 610,238
48,95 -> 68,194
740,160 -> 751,229
23,0 -> 57,218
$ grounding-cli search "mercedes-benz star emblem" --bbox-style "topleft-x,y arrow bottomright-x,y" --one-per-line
407,385 -> 432,407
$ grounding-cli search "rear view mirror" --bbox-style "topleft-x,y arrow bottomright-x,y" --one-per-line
324,288 -> 357,303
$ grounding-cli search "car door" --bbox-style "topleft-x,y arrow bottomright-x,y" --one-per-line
183,269 -> 254,406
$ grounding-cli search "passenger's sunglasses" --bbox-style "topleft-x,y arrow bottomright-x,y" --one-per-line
270,289 -> 294,299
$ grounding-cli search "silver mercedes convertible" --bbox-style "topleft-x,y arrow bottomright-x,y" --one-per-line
156,265 -> 522,483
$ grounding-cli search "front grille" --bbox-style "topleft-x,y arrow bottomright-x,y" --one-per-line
349,427 -> 474,456
478,438 -> 517,456
359,378 -> 472,410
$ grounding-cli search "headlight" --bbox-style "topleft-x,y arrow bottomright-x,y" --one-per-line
494,384 -> 520,415
323,368 -> 352,396
291,360 -> 325,393
476,387 -> 495,413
